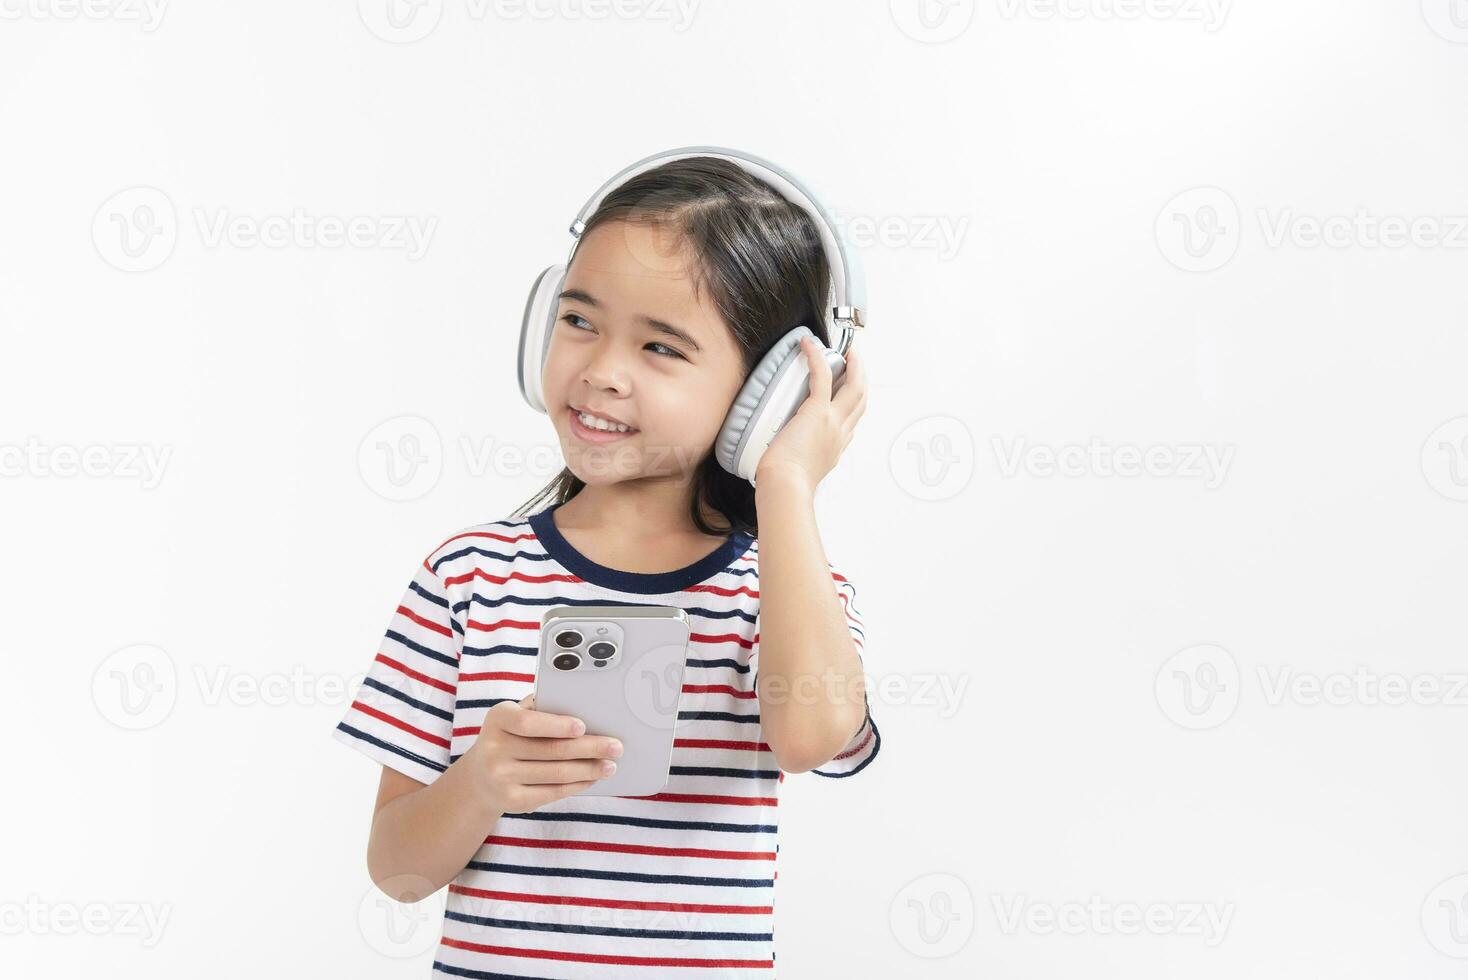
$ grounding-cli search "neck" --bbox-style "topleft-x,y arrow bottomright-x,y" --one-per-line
556,478 -> 727,538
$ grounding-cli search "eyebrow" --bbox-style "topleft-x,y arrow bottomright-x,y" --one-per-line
558,288 -> 703,353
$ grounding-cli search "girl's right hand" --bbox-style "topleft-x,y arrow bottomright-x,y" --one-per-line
462,691 -> 624,813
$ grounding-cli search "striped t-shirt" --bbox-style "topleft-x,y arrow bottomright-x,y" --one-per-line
334,499 -> 879,978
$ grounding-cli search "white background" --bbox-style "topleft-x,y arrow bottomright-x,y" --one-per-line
3,0 -> 1467,976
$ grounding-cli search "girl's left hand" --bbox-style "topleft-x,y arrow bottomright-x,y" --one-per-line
754,335 -> 867,493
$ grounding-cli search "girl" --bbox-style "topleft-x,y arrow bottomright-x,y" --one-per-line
335,152 -> 879,978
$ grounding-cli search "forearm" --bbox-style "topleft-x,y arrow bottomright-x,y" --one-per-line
367,756 -> 503,898
753,475 -> 868,772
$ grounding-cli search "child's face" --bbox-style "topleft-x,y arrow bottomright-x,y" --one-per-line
543,218 -> 746,486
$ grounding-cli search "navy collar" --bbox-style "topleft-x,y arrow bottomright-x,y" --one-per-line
528,501 -> 754,595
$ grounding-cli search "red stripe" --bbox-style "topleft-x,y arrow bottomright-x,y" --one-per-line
683,683 -> 756,700
396,604 -> 452,638
349,700 -> 450,749
444,568 -> 581,589
433,528 -> 536,554
685,583 -> 759,599
830,724 -> 874,761
374,653 -> 454,694
458,670 -> 535,683
691,631 -> 755,650
484,834 -> 775,861
463,616 -> 540,634
674,738 -> 772,752
438,936 -> 772,969
621,792 -> 777,807
448,884 -> 771,915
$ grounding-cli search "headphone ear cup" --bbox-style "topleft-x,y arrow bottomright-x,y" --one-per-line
716,325 -> 845,484
518,264 -> 566,414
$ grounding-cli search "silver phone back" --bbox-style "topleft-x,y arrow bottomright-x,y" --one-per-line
533,605 -> 690,797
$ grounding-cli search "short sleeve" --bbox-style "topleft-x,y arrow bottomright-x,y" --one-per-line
332,555 -> 460,786
811,564 -> 880,778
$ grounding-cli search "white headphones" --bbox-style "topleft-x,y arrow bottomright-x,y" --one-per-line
517,145 -> 867,485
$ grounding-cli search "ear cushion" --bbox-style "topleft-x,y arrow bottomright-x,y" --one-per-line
518,264 -> 566,414
715,325 -> 818,479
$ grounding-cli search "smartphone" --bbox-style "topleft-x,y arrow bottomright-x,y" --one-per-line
531,604 -> 691,797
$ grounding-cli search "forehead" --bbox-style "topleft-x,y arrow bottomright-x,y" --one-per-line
565,220 -> 717,320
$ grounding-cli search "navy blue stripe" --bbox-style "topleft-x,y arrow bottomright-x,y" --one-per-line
669,766 -> 780,780
679,711 -> 760,724
363,676 -> 453,722
453,697 -> 518,711
454,592 -> 757,626
409,578 -> 450,609
497,810 -> 776,835
686,657 -> 750,673
336,722 -> 446,773
468,861 -> 772,888
433,962 -> 579,980
384,629 -> 457,669
461,643 -> 537,658
443,910 -> 770,942
812,718 -> 881,778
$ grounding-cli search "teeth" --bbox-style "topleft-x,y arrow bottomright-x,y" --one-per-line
576,410 -> 634,433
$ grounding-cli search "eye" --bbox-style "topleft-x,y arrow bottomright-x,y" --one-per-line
559,313 -> 686,361
559,312 -> 592,332
646,342 -> 686,361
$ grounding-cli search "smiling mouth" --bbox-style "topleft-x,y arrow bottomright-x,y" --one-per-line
567,407 -> 640,443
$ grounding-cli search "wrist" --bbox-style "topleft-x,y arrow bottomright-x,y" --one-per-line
754,465 -> 816,500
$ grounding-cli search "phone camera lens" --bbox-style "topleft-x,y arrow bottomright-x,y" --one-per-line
593,659 -> 608,668
552,652 -> 581,671
587,641 -> 616,659
554,629 -> 583,649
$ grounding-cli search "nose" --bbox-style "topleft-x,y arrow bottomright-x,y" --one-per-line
580,340 -> 632,395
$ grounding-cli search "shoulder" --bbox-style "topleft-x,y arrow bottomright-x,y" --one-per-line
418,514 -> 537,579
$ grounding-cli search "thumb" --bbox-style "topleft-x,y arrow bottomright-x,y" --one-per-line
521,690 -> 536,710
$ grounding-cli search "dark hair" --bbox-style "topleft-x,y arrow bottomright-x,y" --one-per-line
510,155 -> 832,539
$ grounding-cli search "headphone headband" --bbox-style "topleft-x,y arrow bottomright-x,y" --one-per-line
563,145 -> 866,354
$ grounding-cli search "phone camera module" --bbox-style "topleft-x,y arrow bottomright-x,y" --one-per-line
552,652 -> 581,671
587,641 -> 616,659
593,659 -> 608,668
554,629 -> 583,649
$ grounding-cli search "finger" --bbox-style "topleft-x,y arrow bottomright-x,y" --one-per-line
832,340 -> 864,416
501,703 -> 586,739
509,732 -> 623,761
512,757 -> 618,785
518,779 -> 600,811
520,692 -> 535,710
802,336 -> 831,404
